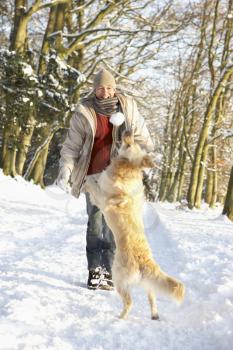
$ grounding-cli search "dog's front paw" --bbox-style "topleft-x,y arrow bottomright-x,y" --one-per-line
141,155 -> 155,169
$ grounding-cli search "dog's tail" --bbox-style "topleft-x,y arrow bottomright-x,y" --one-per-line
142,261 -> 185,303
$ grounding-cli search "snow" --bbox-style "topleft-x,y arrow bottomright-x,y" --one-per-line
110,112 -> 125,126
0,170 -> 233,350
21,63 -> 34,77
37,90 -> 43,98
22,97 -> 30,103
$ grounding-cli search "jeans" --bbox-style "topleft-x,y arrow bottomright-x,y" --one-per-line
85,192 -> 116,272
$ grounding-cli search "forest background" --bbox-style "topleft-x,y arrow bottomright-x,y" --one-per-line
0,0 -> 233,219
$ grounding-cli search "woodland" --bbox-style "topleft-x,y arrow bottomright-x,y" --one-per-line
0,0 -> 233,220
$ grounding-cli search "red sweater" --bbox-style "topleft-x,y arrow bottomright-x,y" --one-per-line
87,113 -> 113,175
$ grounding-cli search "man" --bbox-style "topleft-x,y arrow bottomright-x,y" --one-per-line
57,68 -> 153,290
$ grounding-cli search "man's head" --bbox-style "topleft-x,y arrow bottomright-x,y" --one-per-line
93,69 -> 116,99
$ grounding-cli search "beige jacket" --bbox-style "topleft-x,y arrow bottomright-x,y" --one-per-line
59,93 -> 154,198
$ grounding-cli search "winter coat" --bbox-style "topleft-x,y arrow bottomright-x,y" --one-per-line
59,93 -> 154,198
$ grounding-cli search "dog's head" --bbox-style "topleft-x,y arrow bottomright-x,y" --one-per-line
118,131 -> 154,169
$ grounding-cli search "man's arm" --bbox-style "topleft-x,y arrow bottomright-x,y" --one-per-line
57,107 -> 86,187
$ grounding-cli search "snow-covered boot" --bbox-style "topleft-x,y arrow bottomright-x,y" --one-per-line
87,267 -> 102,290
98,269 -> 114,291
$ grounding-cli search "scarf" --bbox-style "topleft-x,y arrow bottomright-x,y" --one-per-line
93,96 -> 119,117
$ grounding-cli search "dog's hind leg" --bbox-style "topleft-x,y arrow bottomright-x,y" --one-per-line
116,287 -> 132,320
147,290 -> 159,320
143,260 -> 185,304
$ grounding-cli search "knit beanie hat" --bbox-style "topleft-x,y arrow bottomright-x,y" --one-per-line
93,69 -> 116,89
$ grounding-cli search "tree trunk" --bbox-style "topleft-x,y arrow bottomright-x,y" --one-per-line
222,166 -> 233,221
2,121 -> 20,177
161,1 -> 207,203
17,4 -> 59,179
160,170 -> 174,201
27,144 -> 49,187
16,112 -> 36,175
205,170 -> 214,204
187,64 -> 233,208
2,0 -> 33,176
158,109 -> 172,201
194,142 -> 209,208
25,124 -> 59,187
210,169 -> 218,208
177,151 -> 187,201
38,6 -> 58,74
10,0 -> 28,54
28,3 -> 68,186
159,99 -> 183,200
167,169 -> 179,202
210,146 -> 218,208
158,167 -> 168,201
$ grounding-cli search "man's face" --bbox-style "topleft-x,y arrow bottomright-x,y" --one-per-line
95,85 -> 115,99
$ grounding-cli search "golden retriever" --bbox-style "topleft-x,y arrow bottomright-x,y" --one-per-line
84,131 -> 185,320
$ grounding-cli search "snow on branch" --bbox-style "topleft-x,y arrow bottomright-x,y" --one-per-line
86,0 -> 126,31
50,27 -> 157,40
208,129 -> 233,144
65,26 -> 158,56
69,0 -> 95,13
66,34 -> 108,57
223,129 -> 233,138
25,0 -> 41,18
26,0 -> 69,18
102,60 -> 136,84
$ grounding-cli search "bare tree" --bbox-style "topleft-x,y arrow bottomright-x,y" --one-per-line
187,0 -> 233,208
1,0 -> 191,186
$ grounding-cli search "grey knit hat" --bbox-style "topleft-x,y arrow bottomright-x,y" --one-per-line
93,69 -> 116,89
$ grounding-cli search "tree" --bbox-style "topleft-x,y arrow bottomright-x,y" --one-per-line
191,0 -> 233,208
1,0 -> 191,187
223,166 -> 233,221
187,64 -> 233,208
156,0 -> 233,207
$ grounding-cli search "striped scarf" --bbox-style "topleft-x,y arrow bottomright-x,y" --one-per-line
93,96 -> 119,117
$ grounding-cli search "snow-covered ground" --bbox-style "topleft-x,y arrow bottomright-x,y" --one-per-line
0,170 -> 233,350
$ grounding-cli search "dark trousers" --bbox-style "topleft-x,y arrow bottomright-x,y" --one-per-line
85,193 -> 116,272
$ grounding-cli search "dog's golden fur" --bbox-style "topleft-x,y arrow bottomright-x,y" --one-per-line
85,131 -> 185,320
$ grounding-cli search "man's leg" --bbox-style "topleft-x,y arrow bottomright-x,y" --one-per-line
101,215 -> 116,272
86,192 -> 103,269
85,192 -> 103,289
99,216 -> 116,290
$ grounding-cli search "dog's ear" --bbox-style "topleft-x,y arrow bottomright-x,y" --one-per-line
140,155 -> 155,169
122,130 -> 134,146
